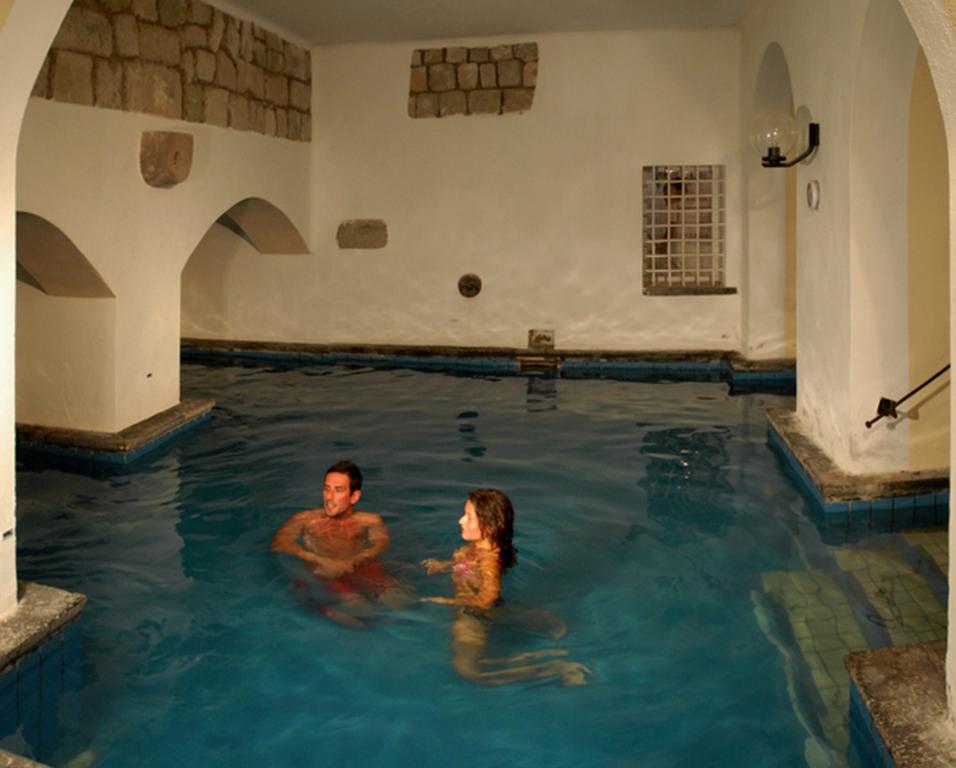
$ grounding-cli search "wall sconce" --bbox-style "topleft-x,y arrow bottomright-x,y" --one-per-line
749,110 -> 820,168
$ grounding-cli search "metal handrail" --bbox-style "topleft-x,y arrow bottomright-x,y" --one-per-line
865,363 -> 951,428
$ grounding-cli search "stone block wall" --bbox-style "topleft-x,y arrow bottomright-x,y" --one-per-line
408,42 -> 537,119
32,0 -> 311,141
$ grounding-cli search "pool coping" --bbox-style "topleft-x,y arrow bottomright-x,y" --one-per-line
0,583 -> 85,674
16,397 -> 215,466
766,407 -> 949,520
846,642 -> 956,767
180,338 -> 796,384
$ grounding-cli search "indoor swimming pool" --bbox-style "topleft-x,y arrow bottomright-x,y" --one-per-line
11,360 -> 948,767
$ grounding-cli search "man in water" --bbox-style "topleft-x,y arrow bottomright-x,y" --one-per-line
272,460 -> 397,624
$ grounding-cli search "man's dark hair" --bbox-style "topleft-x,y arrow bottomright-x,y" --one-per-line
325,460 -> 363,492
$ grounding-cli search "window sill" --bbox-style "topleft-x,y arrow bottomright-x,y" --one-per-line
643,286 -> 738,296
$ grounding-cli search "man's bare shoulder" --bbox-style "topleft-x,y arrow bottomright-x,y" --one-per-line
353,511 -> 385,526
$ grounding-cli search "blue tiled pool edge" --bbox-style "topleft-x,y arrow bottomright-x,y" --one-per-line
849,679 -> 897,767
767,421 -> 949,530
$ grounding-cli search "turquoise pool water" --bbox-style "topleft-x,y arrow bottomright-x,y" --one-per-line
12,361 -> 947,767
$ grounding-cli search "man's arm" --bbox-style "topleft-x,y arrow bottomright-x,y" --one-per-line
350,513 -> 390,567
271,511 -> 340,571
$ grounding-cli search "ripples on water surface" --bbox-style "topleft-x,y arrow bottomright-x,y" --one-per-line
14,361 -> 940,767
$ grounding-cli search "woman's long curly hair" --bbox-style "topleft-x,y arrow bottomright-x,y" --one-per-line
468,488 -> 517,569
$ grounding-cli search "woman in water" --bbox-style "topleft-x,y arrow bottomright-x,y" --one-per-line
422,488 -> 590,686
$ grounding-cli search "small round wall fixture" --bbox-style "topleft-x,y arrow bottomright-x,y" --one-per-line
458,273 -> 482,298
806,179 -> 821,210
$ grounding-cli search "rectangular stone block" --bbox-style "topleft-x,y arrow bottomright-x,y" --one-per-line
238,60 -> 265,99
284,43 -> 310,81
195,48 -> 215,82
523,60 -> 538,87
250,99 -> 265,132
266,50 -> 285,74
490,44 -> 513,61
188,0 -> 212,25
94,59 -> 123,109
265,73 -> 289,106
182,25 -> 206,48
301,113 -> 311,141
429,63 -> 455,91
467,88 -> 501,115
264,106 -> 277,136
457,63 -> 478,90
423,48 -> 443,64
223,17 -> 241,60
52,51 -> 93,106
158,0 -> 188,27
53,7 -> 113,57
415,91 -> 438,118
446,46 -> 468,64
101,0 -> 133,10
411,50 -> 422,66
514,43 -> 538,62
125,61 -> 182,118
228,93 -> 250,130
289,79 -> 310,111
439,90 -> 466,117
215,50 -> 237,89
132,0 -> 159,22
502,88 -> 534,113
409,65 -> 427,93
497,59 -> 521,87
208,9 -> 224,50
337,219 -> 388,249
114,14 -> 140,57
202,85 -> 229,126
139,23 -> 181,65
182,50 -> 195,82
276,107 -> 288,138
265,30 -> 283,52
240,22 -> 254,62
469,47 -> 489,63
183,82 -> 203,121
478,62 -> 496,88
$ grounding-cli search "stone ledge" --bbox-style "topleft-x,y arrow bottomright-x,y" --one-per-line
846,643 -> 956,767
182,338 -> 792,366
0,750 -> 47,768
766,407 -> 948,502
17,397 -> 214,456
0,582 -> 85,673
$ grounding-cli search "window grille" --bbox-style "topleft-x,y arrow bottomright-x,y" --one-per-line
643,165 -> 725,289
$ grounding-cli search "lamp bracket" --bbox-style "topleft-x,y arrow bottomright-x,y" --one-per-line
761,122 -> 820,168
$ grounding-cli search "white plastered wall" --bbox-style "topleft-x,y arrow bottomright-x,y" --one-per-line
0,0 -> 73,614
17,99 -> 312,432
184,30 -> 745,351
741,0 -> 926,474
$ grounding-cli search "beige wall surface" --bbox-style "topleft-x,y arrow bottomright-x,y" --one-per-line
212,29 -> 740,352
907,48 -> 950,471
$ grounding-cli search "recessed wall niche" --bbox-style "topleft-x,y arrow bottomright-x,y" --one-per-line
408,43 -> 538,119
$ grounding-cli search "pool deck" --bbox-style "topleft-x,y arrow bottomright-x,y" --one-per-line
846,642 -> 956,767
766,407 -> 948,503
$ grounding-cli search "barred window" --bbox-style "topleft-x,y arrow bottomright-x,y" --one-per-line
643,165 -> 726,291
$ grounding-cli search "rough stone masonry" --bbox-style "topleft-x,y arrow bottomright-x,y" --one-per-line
33,0 -> 312,142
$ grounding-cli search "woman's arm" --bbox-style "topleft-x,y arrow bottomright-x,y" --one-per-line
423,551 -> 501,609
